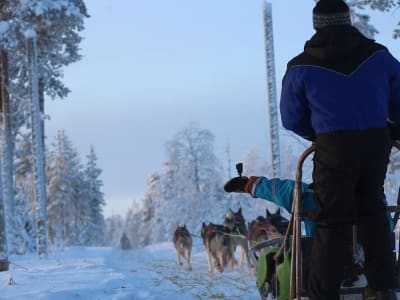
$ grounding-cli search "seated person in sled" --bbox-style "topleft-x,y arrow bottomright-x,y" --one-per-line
223,173 -> 396,290
224,175 -> 395,236
224,175 -> 316,236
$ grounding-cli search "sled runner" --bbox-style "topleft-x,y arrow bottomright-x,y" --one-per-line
249,141 -> 400,300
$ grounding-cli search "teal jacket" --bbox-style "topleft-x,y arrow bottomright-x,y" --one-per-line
250,177 -> 394,235
249,177 -> 316,236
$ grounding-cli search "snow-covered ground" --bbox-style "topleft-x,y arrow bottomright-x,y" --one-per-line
1,239 -> 398,300
0,239 -> 260,300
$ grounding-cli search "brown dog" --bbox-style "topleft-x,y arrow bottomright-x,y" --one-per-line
201,222 -> 236,273
266,208 -> 289,235
224,207 -> 253,268
248,216 -> 282,247
173,225 -> 192,271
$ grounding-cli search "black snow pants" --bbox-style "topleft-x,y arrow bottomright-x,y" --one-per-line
307,128 -> 396,300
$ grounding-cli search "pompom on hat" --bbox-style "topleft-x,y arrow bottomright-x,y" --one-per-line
313,0 -> 351,30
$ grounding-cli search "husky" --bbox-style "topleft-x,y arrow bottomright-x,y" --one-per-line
266,208 -> 289,235
224,207 -> 253,268
173,225 -> 192,271
248,216 -> 282,247
201,222 -> 236,273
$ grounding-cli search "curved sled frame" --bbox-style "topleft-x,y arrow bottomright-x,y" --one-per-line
249,237 -> 285,267
290,144 -> 315,300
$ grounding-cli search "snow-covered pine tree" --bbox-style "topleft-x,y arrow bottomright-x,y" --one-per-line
161,123 -> 225,239
14,133 -> 37,254
46,130 -> 81,246
124,199 -> 146,248
347,0 -> 400,39
139,173 -> 163,246
125,123 -> 230,247
0,4 -> 90,256
81,146 -> 105,246
105,214 -> 125,247
242,147 -> 270,177
0,1 -> 89,142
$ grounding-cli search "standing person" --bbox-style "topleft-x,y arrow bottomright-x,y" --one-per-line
279,0 -> 400,299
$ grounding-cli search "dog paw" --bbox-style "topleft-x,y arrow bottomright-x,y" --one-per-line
216,265 -> 224,273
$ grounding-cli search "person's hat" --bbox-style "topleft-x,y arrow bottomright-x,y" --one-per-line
313,0 -> 351,30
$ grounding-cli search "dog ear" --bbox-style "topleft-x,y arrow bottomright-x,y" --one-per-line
225,209 -> 234,220
202,222 -> 206,228
273,208 -> 280,217
237,207 -> 242,214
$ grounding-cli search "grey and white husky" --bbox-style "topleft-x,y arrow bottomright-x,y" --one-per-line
173,225 -> 192,271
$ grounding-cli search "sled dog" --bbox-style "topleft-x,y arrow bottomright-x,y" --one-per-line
248,216 -> 282,247
266,208 -> 289,235
224,207 -> 253,268
201,222 -> 235,273
173,225 -> 192,271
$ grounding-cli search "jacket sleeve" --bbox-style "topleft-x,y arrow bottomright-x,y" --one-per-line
386,51 -> 400,140
251,177 -> 294,213
280,67 -> 315,141
252,177 -> 316,214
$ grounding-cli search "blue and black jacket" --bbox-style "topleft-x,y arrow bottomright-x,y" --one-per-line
280,25 -> 400,141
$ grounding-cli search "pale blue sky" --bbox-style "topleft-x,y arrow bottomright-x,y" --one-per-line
45,0 -> 399,217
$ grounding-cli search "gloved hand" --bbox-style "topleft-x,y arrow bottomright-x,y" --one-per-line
224,176 -> 261,193
224,176 -> 249,193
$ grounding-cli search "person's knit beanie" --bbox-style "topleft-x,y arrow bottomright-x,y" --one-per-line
313,0 -> 351,30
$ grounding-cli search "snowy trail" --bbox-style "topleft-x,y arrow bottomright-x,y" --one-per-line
106,241 -> 260,300
0,242 -> 261,300
2,242 -> 394,300
0,247 -> 135,300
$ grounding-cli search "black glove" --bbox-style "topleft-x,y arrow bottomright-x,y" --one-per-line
224,176 -> 249,193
